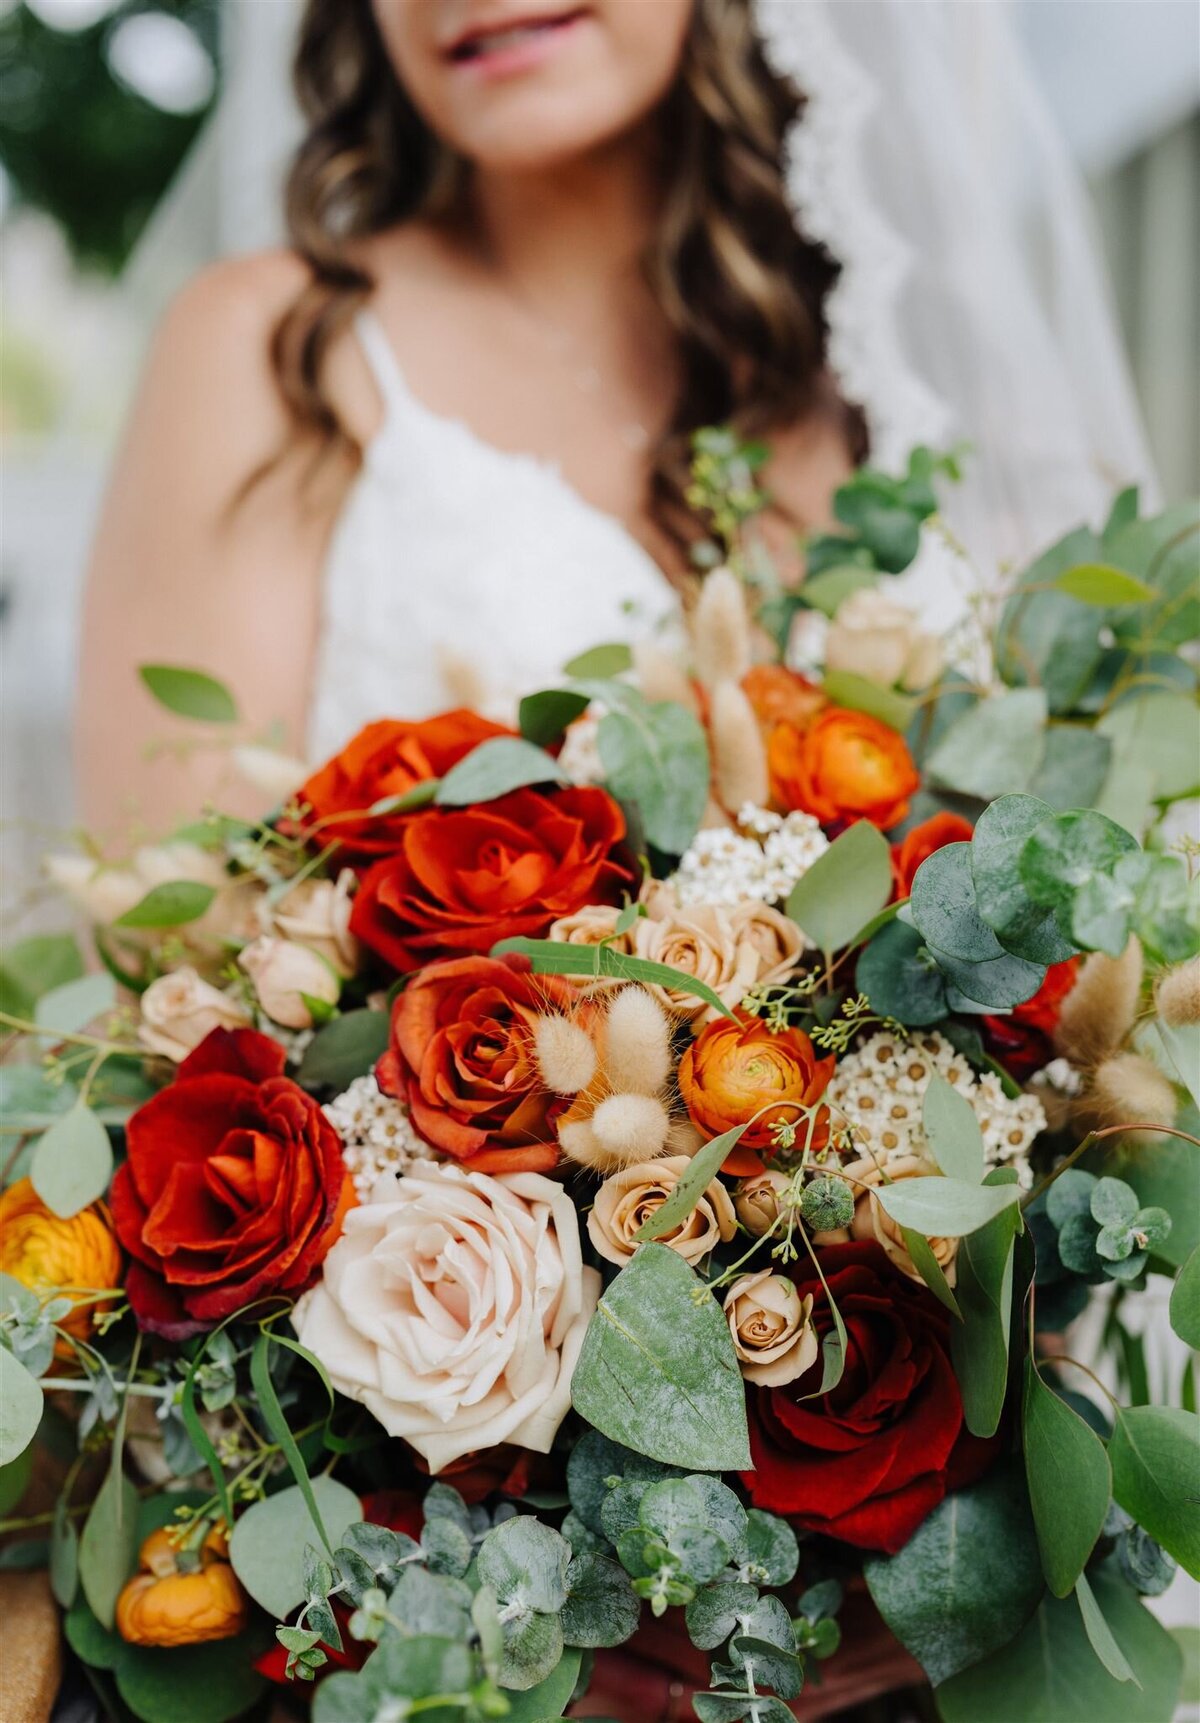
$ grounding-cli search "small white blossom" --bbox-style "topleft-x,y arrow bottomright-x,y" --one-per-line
323,1074 -> 439,1201
826,1030 -> 1045,1186
666,806 -> 829,909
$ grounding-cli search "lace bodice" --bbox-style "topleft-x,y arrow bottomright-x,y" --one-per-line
306,313 -> 677,762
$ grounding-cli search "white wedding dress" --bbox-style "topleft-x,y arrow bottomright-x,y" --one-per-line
306,312 -> 677,762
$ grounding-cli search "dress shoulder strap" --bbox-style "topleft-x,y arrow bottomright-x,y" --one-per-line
355,309 -> 411,419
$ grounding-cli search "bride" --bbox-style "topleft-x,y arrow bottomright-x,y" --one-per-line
74,0 -> 1150,836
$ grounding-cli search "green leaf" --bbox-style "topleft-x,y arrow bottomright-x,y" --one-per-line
560,1552 -> 640,1648
785,821 -> 892,952
935,1566 -> 1182,1723
139,664 -> 238,724
518,689 -> 590,748
250,1331 -> 333,1550
0,1346 -> 43,1465
635,1123 -> 750,1241
951,1185 -> 1022,1437
970,794 -> 1076,965
498,1609 -> 565,1690
228,1478 -> 361,1618
1018,809 -> 1140,929
864,1463 -> 1043,1685
1029,727 -> 1112,814
564,642 -> 634,678
1052,565 -> 1156,606
79,1465 -> 139,1629
857,918 -> 948,1026
995,525 -> 1108,715
902,1227 -> 961,1315
0,1067 -> 78,1136
820,669 -> 915,733
1170,1247 -> 1200,1348
932,944 -> 1047,1011
492,937 -> 735,1020
30,1103 -> 113,1218
686,1581 -> 760,1650
596,697 -> 710,855
926,689 -> 1048,800
0,933 -> 84,1019
1075,1571 -> 1139,1685
1156,1021 -> 1200,1110
1108,1406 -> 1200,1577
1096,692 -> 1200,803
435,736 -> 566,804
501,1646 -> 583,1719
797,563 -> 879,616
49,1495 -> 78,1608
114,881 -> 217,929
1023,1359 -> 1112,1596
296,1009 -> 390,1090
313,1637 -> 474,1723
910,843 -> 1009,963
571,1244 -> 752,1471
33,973 -> 116,1037
477,1515 -> 571,1616
874,1176 -> 1019,1238
922,1070 -> 985,1183
745,1509 -> 799,1586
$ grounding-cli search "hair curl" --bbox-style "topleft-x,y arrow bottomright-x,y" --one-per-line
273,0 -> 865,553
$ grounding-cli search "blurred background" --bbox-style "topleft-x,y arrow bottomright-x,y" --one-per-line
1,0 -> 1199,905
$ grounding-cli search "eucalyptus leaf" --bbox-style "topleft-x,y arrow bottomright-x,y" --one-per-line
228,1478 -> 361,1619
1023,1359 -> 1112,1597
79,1466 -> 139,1629
1096,692 -> 1200,803
820,670 -> 915,733
563,642 -> 634,678
874,1176 -> 1019,1238
1108,1406 -> 1200,1577
33,973 -> 116,1037
1170,1247 -> 1200,1349
296,1009 -> 390,1091
635,1123 -> 749,1240
114,881 -> 217,929
0,1346 -> 44,1465
596,696 -> 710,855
926,689 -> 1047,800
951,1184 -> 1022,1438
493,936 -> 734,1019
139,664 -> 238,724
857,918 -> 948,1026
560,1552 -> 640,1648
922,1071 -> 985,1183
435,737 -> 566,804
1030,728 -> 1113,812
970,793 -> 1077,964
30,1103 -> 113,1218
477,1515 -> 571,1616
49,1495 -> 78,1608
518,688 -> 591,748
1052,564 -> 1156,606
786,821 -> 892,952
0,933 -> 84,1019
571,1244 -> 751,1471
500,1646 -> 583,1720
1075,1571 -> 1139,1686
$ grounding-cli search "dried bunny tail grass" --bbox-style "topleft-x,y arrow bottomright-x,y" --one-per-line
1156,956 -> 1200,1028
534,1015 -> 597,1095
557,1117 -> 610,1171
603,987 -> 673,1096
632,639 -> 700,713
666,1116 -> 705,1157
1072,1050 -> 1178,1141
693,567 -> 751,687
710,680 -> 770,812
1054,938 -> 1143,1067
590,1094 -> 671,1167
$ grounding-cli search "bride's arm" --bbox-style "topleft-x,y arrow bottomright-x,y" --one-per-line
74,252 -> 349,844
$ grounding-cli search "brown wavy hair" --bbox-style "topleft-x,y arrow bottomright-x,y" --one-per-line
272,0 -> 865,550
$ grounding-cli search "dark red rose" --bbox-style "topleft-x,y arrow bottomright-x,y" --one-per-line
744,1241 -> 993,1552
111,1029 -> 354,1339
890,811 -> 975,898
377,953 -> 576,1173
350,785 -> 633,972
293,711 -> 511,861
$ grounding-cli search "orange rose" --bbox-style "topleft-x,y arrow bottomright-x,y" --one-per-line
0,1179 -> 122,1356
116,1522 -> 247,1647
768,707 -> 919,829
294,711 -> 511,861
678,1012 -> 835,1175
890,812 -> 975,898
742,665 -> 828,734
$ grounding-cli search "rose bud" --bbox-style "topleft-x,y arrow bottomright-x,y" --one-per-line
138,969 -> 252,1062
724,1270 -> 817,1386
238,936 -> 340,1030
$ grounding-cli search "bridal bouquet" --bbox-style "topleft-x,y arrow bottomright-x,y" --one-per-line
2,441 -> 1197,1723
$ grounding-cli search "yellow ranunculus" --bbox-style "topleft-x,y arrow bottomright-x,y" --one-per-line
0,1178 -> 122,1350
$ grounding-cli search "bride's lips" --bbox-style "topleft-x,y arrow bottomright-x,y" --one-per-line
443,6 -> 592,79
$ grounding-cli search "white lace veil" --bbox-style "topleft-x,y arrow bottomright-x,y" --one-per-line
101,0 -> 1155,574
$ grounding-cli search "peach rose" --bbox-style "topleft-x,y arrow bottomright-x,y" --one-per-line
138,969 -> 252,1062
678,1013 -> 835,1175
825,588 -> 943,692
587,1156 -> 736,1267
628,900 -> 803,1023
237,936 -> 341,1030
47,845 -> 259,948
768,708 -> 920,830
262,870 -> 359,977
724,1270 -> 817,1385
293,1163 -> 599,1472
819,1155 -> 958,1287
733,1169 -> 792,1237
0,1179 -> 122,1353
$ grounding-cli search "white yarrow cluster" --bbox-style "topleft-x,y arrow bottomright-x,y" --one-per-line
668,805 -> 829,908
826,1030 -> 1045,1186
323,1074 -> 439,1201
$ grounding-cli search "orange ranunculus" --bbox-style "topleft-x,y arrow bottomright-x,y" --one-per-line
678,1012 -> 836,1176
741,665 -> 828,734
350,785 -> 634,973
293,711 -> 512,861
890,812 -> 975,898
116,1521 -> 247,1647
768,707 -> 920,830
0,1179 -> 122,1355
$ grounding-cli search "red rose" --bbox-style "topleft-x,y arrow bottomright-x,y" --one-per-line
350,786 -> 633,972
890,811 -> 975,898
294,711 -> 510,861
111,1028 -> 354,1338
981,957 -> 1080,1079
744,1241 -> 992,1552
377,953 -> 577,1173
